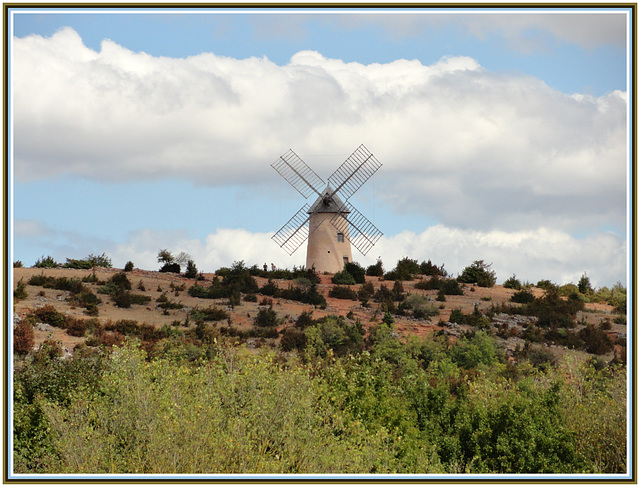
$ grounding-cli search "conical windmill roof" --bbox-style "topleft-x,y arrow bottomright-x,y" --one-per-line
307,185 -> 351,214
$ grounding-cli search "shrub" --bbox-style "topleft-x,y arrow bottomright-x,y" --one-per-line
511,289 -> 535,304
305,315 -> 364,357
280,328 -> 308,352
63,253 -> 112,269
457,260 -> 496,287
159,262 -> 181,273
357,281 -> 375,302
450,331 -> 500,369
579,325 -> 614,355
440,279 -> 464,295
332,270 -> 356,285
156,293 -> 184,310
415,277 -> 463,295
578,273 -> 593,295
385,257 -> 421,281
401,294 -> 439,319
113,290 -> 151,308
29,305 -> 69,328
536,279 -> 558,291
66,319 -> 88,337
329,285 -> 358,300
503,275 -> 522,290
414,276 -> 441,291
366,258 -> 384,277
254,307 -> 280,328
344,262 -> 366,284
295,311 -> 316,329
28,275 -> 86,294
34,255 -> 57,268
14,321 -> 35,355
184,260 -> 198,279
419,259 -> 446,277
14,279 -> 28,300
13,260 -> 23,268
221,261 -> 259,295
191,306 -> 229,322
449,308 -> 466,324
124,261 -> 134,272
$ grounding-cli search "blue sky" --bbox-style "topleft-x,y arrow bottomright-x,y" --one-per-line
9,6 -> 632,287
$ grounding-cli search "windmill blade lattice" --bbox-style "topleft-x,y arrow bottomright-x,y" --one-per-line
327,144 -> 382,203
330,201 -> 383,256
271,203 -> 325,256
271,149 -> 324,199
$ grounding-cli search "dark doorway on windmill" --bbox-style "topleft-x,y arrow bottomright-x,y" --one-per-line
343,257 -> 349,264
337,232 -> 344,242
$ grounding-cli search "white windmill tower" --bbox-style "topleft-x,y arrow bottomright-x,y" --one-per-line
271,144 -> 383,274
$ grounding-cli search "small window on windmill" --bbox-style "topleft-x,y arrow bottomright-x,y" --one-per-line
337,232 -> 345,243
343,256 -> 349,265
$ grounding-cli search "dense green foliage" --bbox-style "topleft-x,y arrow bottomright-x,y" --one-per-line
457,260 -> 497,287
13,254 -> 629,476
13,325 -> 626,475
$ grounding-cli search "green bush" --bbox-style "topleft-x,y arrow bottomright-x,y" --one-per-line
191,306 -> 229,322
503,275 -> 522,290
184,260 -> 198,279
400,294 -> 439,319
329,285 -> 358,300
124,261 -> 134,272
457,260 -> 496,287
419,260 -> 446,277
28,275 -> 85,294
384,257 -> 421,281
344,262 -> 366,284
331,270 -> 356,285
511,289 -> 535,303
253,307 -> 280,328
14,279 -> 28,300
29,305 -> 69,329
34,255 -> 57,268
366,258 -> 384,277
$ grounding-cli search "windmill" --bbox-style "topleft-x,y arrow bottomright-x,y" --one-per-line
271,144 -> 383,274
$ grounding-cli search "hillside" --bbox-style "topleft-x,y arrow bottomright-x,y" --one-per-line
12,264 -> 624,364
11,263 -> 628,475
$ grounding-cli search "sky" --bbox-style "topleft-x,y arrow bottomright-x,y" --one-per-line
8,5 -> 632,288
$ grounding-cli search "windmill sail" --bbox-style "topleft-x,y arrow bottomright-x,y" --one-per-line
271,149 -> 324,199
271,203 -> 324,256
330,201 -> 383,256
327,144 -> 382,203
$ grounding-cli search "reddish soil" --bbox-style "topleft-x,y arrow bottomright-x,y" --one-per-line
12,267 -> 623,359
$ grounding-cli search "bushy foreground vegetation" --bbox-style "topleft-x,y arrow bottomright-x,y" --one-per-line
14,328 -> 626,475
13,254 -> 628,476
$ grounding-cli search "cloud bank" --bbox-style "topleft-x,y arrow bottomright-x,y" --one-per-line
13,28 -> 627,236
15,221 -> 627,288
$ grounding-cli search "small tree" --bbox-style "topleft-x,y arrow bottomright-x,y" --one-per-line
503,274 -> 522,290
366,258 -> 384,277
34,255 -> 57,268
578,273 -> 593,295
124,261 -> 134,272
157,249 -> 180,272
458,260 -> 497,287
158,249 -> 173,264
14,321 -> 34,355
184,260 -> 198,279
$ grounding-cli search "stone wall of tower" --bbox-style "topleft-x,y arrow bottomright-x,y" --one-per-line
306,213 -> 353,274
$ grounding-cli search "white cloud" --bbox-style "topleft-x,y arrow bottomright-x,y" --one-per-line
13,28 -> 627,239
104,225 -> 631,288
14,221 -> 627,288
